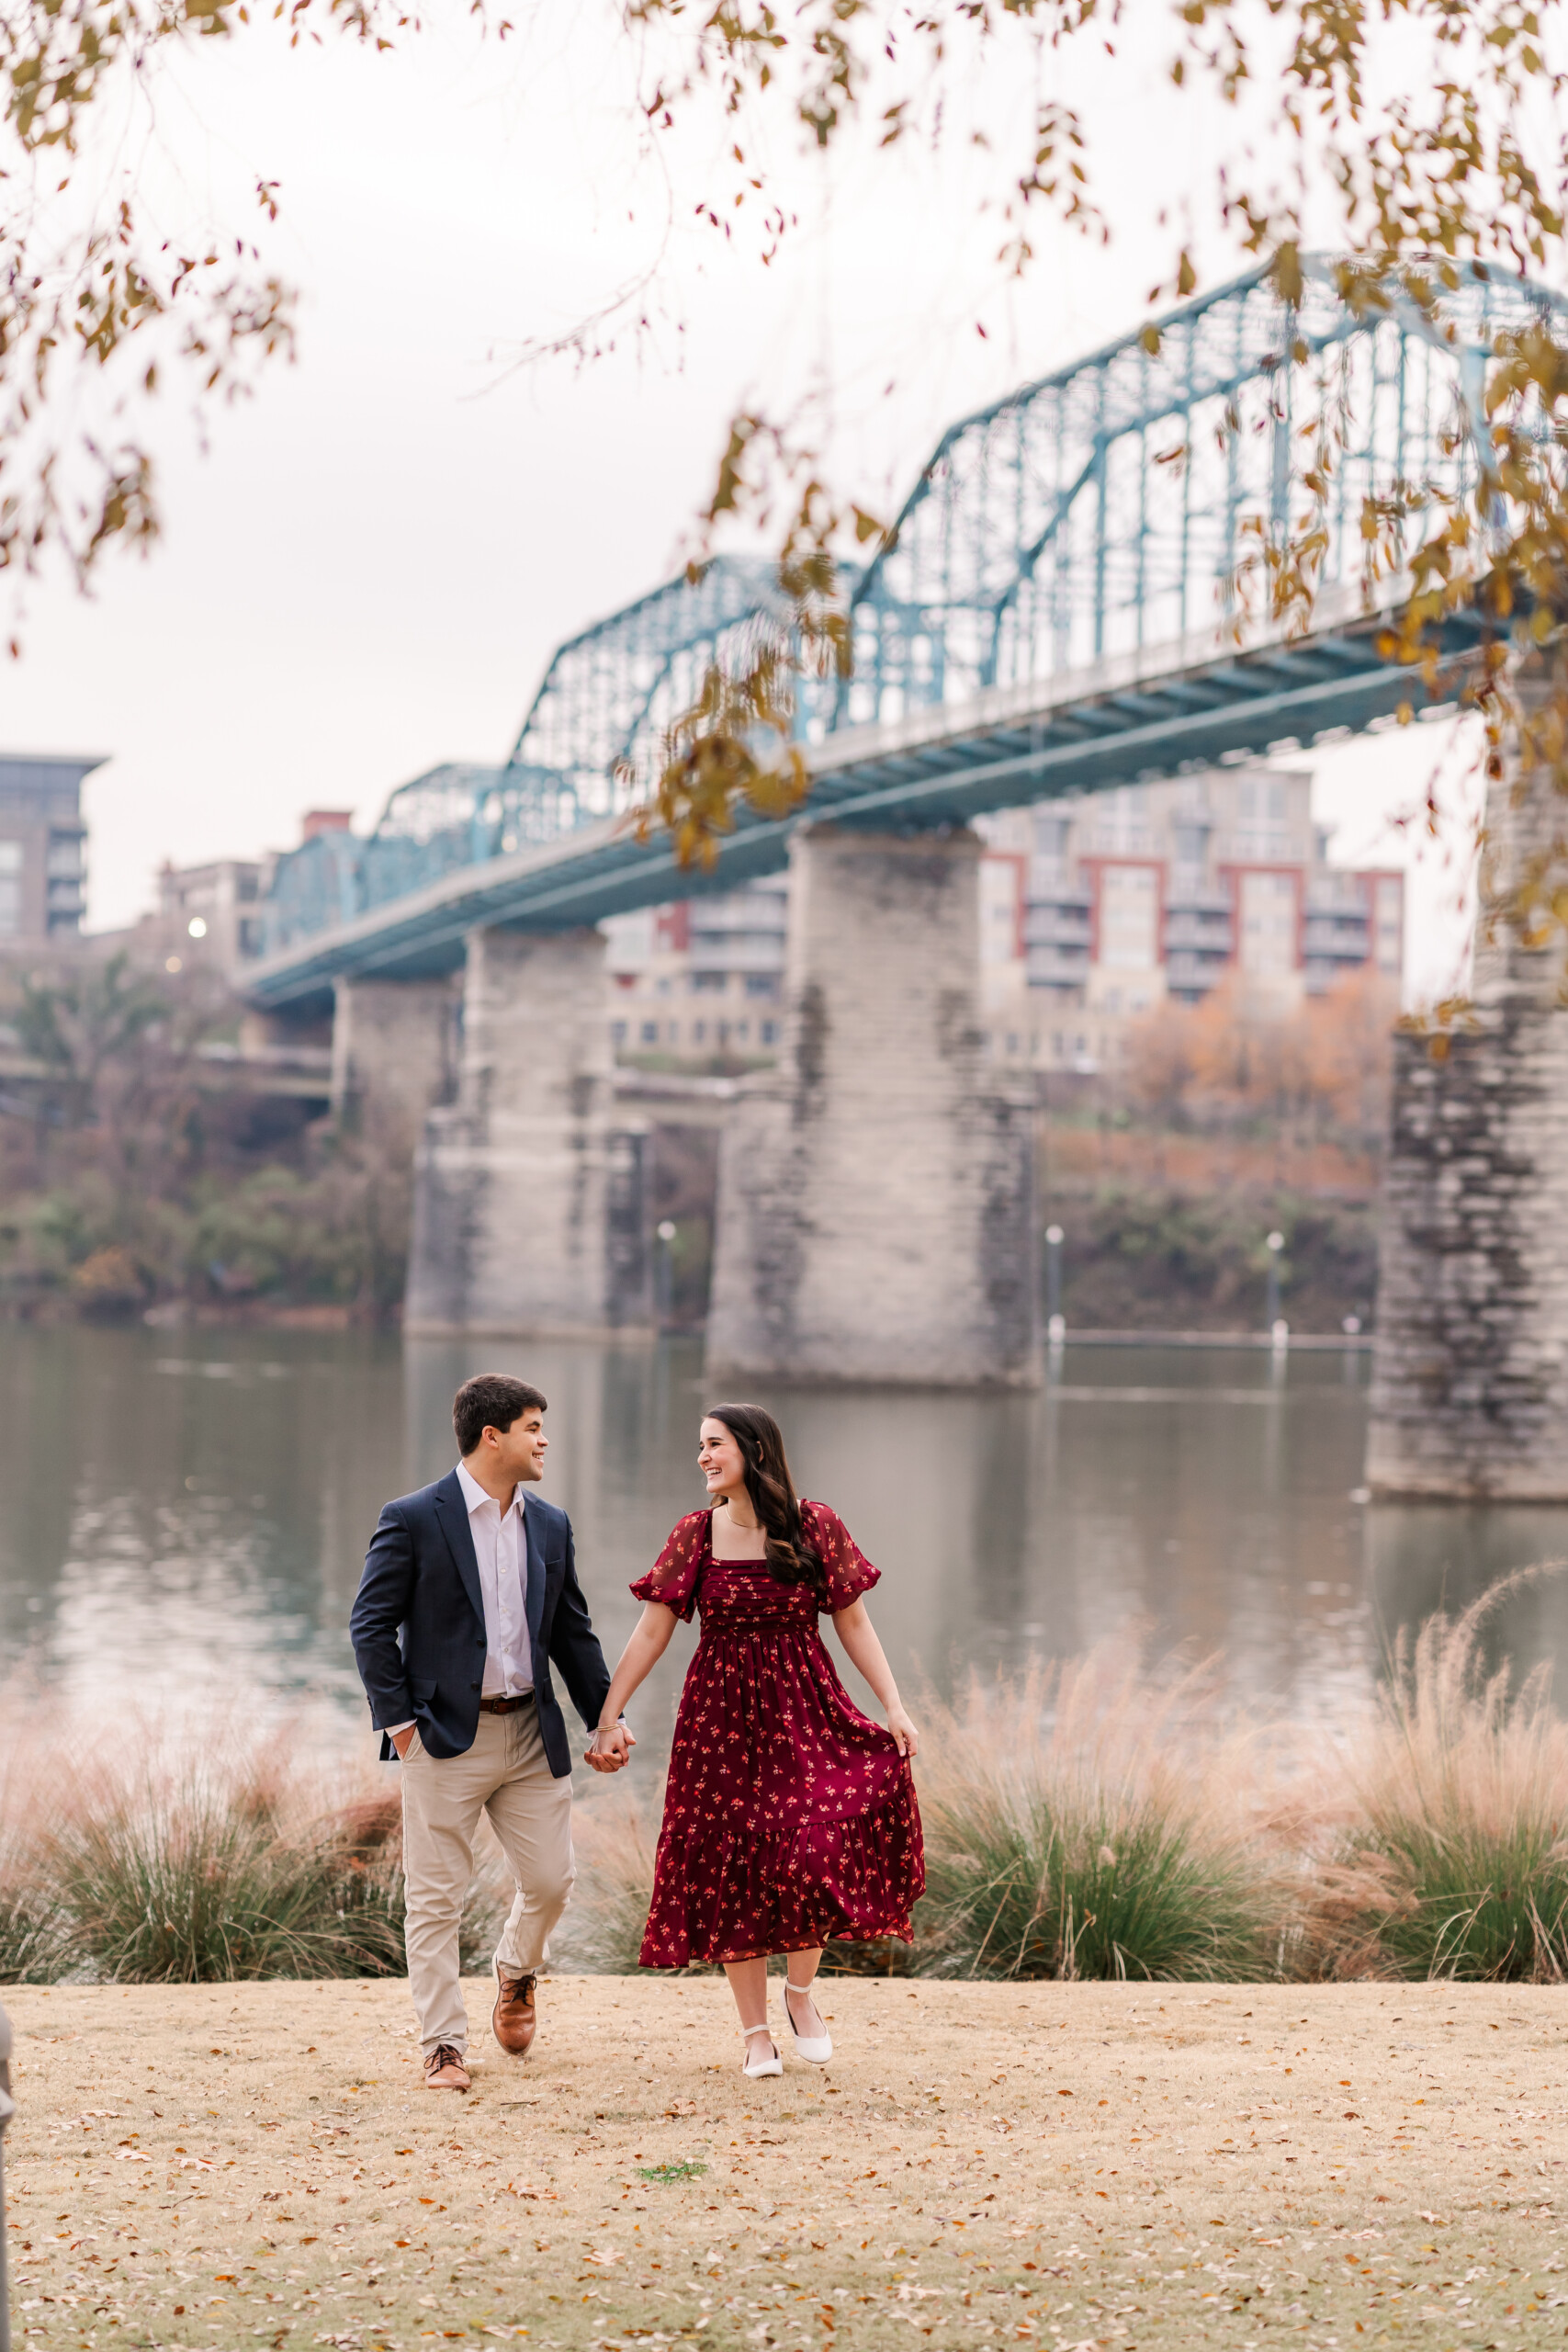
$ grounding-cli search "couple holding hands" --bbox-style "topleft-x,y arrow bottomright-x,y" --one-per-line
349,1374 -> 925,2089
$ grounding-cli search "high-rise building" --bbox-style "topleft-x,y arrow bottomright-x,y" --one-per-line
0,754 -> 103,947
604,876 -> 788,1059
977,769 -> 1404,1072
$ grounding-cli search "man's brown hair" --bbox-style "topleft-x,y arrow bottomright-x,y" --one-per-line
453,1374 -> 547,1458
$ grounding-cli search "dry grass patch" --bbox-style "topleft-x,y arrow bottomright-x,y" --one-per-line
2,1976 -> 1563,2350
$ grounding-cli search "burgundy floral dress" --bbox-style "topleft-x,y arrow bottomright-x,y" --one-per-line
632,1501 -> 925,1968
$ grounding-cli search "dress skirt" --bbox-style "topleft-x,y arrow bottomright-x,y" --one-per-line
631,1502 -> 925,1968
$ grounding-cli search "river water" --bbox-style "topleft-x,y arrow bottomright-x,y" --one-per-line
5,1325 -> 1567,1748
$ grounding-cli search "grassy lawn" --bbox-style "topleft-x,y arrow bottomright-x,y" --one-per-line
4,1977 -> 1563,2350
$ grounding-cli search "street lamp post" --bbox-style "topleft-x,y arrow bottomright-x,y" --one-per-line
1266,1229 -> 1287,1350
655,1220 -> 677,1327
1045,1224 -> 1065,1347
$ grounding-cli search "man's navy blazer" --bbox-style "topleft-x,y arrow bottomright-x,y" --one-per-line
349,1470 -> 612,1778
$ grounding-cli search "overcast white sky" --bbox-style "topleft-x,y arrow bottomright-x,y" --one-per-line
1,0 -> 1496,1000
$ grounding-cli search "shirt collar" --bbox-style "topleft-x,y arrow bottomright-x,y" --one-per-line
456,1459 -> 525,1517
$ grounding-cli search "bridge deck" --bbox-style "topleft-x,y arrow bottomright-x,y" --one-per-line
243,593 -> 1462,1012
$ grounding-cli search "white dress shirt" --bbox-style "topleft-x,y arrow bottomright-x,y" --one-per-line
388,1464 -> 533,1740
456,1458 -> 535,1699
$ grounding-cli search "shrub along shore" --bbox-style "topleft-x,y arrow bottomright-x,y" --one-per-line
5,1592 -> 1567,1990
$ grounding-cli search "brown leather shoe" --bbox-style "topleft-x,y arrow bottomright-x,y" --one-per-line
423,2042 -> 470,2092
492,1963 -> 537,2055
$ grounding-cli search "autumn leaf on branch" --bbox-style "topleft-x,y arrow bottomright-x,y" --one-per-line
624,409 -> 887,865
0,0 -> 508,609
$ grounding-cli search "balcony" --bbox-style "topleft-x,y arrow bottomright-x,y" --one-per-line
1305,877 -> 1371,916
1028,869 -> 1091,909
1026,945 -> 1090,989
1164,882 -> 1231,916
1165,951 -> 1225,993
685,892 -> 787,936
1023,909 -> 1092,949
1302,918 -> 1369,958
1163,912 -> 1232,953
687,933 -> 787,974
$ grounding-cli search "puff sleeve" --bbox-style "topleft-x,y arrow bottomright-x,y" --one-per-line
803,1499 -> 881,1613
630,1509 -> 710,1622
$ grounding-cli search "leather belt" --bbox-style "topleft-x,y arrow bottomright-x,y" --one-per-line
479,1693 -> 535,1714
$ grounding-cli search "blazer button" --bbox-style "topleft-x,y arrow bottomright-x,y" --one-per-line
469,1680 -> 480,1691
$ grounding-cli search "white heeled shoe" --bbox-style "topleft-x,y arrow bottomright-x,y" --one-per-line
783,1979 -> 832,2064
741,2023 -> 783,2079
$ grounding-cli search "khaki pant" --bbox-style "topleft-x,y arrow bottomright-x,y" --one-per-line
400,1704 -> 575,2059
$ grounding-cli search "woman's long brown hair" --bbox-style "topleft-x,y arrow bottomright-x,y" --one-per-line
704,1401 -> 823,1595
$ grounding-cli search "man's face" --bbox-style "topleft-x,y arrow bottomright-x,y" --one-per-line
490,1408 -> 547,1487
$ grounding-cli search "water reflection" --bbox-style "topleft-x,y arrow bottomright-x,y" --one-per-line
4,1326 -> 1567,1743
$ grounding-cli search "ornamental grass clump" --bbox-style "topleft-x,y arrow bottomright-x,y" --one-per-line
0,1702 -> 514,1985
1305,1577 -> 1568,1983
50,1753 -> 411,1984
0,1717 -> 71,1983
915,1655 -> 1278,1982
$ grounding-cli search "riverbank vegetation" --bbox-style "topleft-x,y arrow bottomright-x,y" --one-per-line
0,956 -> 410,1323
6,1598 -> 1566,1988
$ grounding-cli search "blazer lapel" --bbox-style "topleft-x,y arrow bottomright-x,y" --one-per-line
432,1470 -> 484,1628
523,1498 -> 547,1662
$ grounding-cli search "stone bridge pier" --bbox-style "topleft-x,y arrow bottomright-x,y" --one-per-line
705,823 -> 1041,1389
1368,669 -> 1568,1498
331,975 -> 457,1155
404,927 -> 652,1337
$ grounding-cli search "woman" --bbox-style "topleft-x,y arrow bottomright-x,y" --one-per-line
589,1402 -> 924,2077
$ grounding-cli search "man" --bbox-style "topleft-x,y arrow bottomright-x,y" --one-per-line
350,1373 -> 633,2092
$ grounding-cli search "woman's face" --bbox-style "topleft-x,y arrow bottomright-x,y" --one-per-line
698,1417 -> 749,1502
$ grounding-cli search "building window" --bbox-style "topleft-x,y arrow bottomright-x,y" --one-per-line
761,1020 -> 778,1046
692,970 -> 726,992
611,1019 -> 627,1048
743,971 -> 779,998
640,1020 -> 659,1045
692,1021 -> 706,1044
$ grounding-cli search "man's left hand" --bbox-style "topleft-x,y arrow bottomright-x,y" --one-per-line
585,1722 -> 635,1772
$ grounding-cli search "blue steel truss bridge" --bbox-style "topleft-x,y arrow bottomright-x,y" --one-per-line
246,255 -> 1555,1014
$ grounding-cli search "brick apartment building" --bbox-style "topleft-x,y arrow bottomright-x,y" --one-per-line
604,876 -> 789,1059
976,768 -> 1404,1073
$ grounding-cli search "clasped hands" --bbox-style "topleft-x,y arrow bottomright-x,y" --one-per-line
585,1720 -> 636,1773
